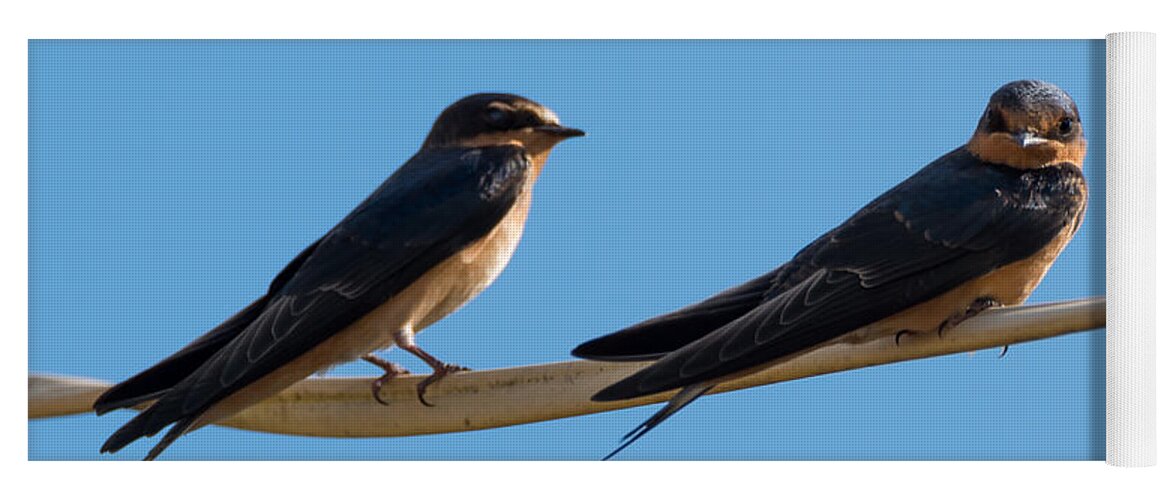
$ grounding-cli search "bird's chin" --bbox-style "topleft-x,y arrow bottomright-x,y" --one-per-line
968,134 -> 1076,169
1019,145 -> 1061,167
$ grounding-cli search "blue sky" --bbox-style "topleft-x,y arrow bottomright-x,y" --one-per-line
29,40 -> 1104,460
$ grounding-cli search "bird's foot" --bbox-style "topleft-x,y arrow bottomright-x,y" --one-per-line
937,297 -> 1003,337
393,332 -> 472,407
361,354 -> 411,406
416,364 -> 471,407
998,345 -> 1009,358
894,329 -> 925,346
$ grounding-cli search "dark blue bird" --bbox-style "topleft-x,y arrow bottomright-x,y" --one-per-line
573,80 -> 1088,459
94,93 -> 583,460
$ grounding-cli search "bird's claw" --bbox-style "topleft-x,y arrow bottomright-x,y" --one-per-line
998,345 -> 1009,358
938,297 -> 1003,337
362,355 -> 409,406
371,374 -> 395,406
372,384 -> 389,406
894,329 -> 921,346
416,364 -> 471,407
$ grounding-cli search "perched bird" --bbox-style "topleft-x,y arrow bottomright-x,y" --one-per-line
94,93 -> 583,459
573,80 -> 1088,459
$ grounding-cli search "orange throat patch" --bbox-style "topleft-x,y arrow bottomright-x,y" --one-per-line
966,133 -> 1086,169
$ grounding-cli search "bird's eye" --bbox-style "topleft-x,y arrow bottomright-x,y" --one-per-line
484,107 -> 513,129
985,109 -> 1008,133
1058,117 -> 1074,135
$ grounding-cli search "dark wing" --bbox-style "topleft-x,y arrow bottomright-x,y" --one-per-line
594,149 -> 1086,401
572,272 -> 776,361
572,220 -> 853,362
93,240 -> 322,414
101,146 -> 531,456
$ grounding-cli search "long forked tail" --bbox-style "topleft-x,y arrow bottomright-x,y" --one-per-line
602,382 -> 715,461
143,417 -> 197,461
100,405 -> 198,461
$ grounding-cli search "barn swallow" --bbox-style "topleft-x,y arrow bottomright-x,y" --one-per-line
93,93 -> 583,459
573,80 -> 1088,459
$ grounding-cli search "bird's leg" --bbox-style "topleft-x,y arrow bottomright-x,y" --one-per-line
392,330 -> 470,407
361,354 -> 410,406
938,296 -> 1003,337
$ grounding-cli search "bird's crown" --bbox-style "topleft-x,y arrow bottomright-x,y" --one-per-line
422,93 -> 580,149
967,80 -> 1086,169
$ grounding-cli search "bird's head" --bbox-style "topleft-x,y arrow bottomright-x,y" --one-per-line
966,80 -> 1086,169
421,93 -> 585,152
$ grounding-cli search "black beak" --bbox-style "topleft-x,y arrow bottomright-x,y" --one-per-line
534,125 -> 586,138
1011,131 -> 1046,148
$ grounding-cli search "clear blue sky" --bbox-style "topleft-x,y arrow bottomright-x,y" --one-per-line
29,40 -> 1104,460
